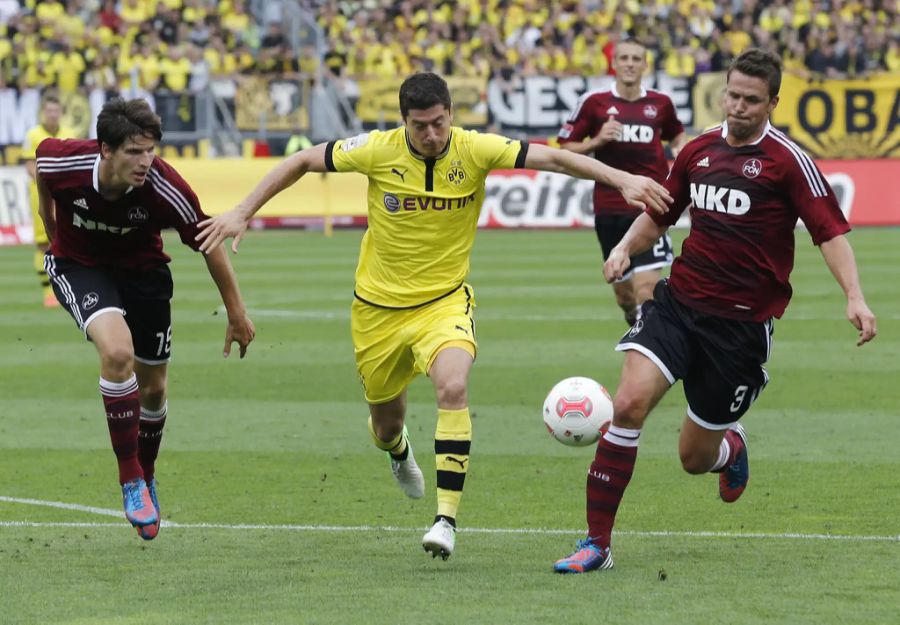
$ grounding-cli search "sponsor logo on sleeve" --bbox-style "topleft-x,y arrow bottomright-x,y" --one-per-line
341,133 -> 370,152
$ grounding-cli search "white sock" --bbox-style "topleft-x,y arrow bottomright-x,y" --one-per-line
603,425 -> 641,448
709,437 -> 731,472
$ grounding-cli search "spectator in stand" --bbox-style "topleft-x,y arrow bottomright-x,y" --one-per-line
260,22 -> 286,50
187,43 -> 210,93
120,0 -> 150,29
98,0 -> 123,32
50,41 -> 85,94
886,37 -> 900,73
159,45 -> 192,92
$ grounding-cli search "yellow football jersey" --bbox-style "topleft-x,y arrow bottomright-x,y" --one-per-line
326,126 -> 527,308
21,123 -> 76,161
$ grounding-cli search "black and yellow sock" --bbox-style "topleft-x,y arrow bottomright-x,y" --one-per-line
435,407 -> 472,521
368,416 -> 408,460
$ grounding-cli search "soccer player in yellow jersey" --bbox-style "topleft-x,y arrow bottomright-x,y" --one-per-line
21,94 -> 76,306
196,73 -> 672,560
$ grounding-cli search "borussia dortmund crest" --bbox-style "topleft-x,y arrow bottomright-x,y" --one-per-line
447,166 -> 466,185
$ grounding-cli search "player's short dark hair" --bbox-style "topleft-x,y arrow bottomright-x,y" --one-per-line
727,48 -> 782,98
399,72 -> 452,118
42,93 -> 61,107
96,98 -> 163,151
615,38 -> 646,54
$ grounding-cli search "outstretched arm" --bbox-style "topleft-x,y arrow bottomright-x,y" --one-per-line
196,142 -> 330,253
524,143 -> 672,214
819,234 -> 876,346
603,213 -> 669,283
203,244 -> 256,358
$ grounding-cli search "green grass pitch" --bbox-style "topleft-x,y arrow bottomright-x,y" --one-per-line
1,228 -> 898,625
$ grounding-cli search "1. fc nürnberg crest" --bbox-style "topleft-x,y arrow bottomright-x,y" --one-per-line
742,159 -> 762,179
128,206 -> 149,223
643,104 -> 658,119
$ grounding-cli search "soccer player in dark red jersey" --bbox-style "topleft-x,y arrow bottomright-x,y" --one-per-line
35,98 -> 255,540
554,49 -> 877,574
558,39 -> 688,326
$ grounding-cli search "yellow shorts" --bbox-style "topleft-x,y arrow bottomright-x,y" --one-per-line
30,186 -> 48,246
351,283 -> 477,404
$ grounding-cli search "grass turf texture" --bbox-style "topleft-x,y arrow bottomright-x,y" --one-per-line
1,228 -> 898,625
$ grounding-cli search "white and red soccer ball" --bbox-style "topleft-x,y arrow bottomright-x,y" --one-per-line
543,376 -> 613,447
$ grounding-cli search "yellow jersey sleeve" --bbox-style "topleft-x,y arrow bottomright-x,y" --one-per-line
326,131 -> 376,174
21,127 -> 43,160
463,130 -> 528,174
22,125 -> 77,161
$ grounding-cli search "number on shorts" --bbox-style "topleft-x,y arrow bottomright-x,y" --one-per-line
155,325 -> 172,357
652,235 -> 669,259
729,385 -> 748,413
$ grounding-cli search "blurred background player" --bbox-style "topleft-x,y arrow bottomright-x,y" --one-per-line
196,72 -> 671,561
21,93 -> 76,307
35,98 -> 255,540
553,49 -> 877,575
559,39 -> 688,326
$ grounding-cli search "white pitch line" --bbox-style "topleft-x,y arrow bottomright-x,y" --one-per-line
0,495 -> 123,518
1,497 -> 898,542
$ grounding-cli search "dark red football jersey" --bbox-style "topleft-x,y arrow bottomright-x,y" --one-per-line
558,87 -> 684,216
36,138 -> 207,269
651,122 -> 850,321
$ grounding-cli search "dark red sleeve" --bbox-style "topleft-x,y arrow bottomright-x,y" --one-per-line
783,150 -> 850,245
558,94 -> 599,145
148,157 -> 209,251
660,96 -> 685,142
653,138 -> 696,226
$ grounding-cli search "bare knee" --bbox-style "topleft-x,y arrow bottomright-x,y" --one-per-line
612,391 -> 650,430
100,345 -> 134,380
370,398 -> 406,442
435,377 -> 467,408
373,420 -> 403,442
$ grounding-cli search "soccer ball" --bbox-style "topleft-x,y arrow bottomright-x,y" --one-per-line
542,376 -> 613,447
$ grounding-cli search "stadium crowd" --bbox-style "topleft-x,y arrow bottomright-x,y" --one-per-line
1,0 -> 897,98
0,0 -> 309,94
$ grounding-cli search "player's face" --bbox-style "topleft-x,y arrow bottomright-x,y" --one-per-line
102,134 -> 157,188
612,43 -> 647,87
404,105 -> 452,158
42,102 -> 63,130
724,71 -> 778,142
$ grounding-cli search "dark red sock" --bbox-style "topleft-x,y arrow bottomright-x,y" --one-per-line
138,405 -> 167,482
586,436 -> 638,549
100,376 -> 143,484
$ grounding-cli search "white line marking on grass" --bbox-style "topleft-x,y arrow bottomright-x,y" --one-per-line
0,496 -> 123,518
1,497 -> 898,543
